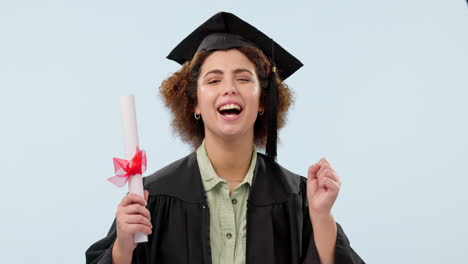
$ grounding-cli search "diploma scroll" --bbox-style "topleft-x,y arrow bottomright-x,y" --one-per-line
119,95 -> 148,243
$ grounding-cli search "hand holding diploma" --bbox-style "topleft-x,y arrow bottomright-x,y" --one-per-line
112,191 -> 152,262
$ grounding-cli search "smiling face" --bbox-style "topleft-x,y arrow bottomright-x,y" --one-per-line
195,49 -> 263,142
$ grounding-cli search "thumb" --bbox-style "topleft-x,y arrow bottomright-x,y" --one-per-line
144,190 -> 149,202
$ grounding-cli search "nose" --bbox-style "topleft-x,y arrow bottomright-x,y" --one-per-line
222,78 -> 238,95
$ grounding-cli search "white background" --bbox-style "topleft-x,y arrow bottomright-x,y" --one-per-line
1,0 -> 467,263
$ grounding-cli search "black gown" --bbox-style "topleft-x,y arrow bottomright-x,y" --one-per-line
86,152 -> 365,264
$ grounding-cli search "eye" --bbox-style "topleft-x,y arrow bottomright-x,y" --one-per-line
208,80 -> 220,84
238,78 -> 251,83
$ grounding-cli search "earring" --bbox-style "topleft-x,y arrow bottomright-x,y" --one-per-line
258,110 -> 264,116
194,113 -> 201,120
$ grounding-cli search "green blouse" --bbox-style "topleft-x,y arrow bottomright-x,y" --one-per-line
196,140 -> 257,264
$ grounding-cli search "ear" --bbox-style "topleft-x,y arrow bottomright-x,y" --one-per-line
194,105 -> 200,115
258,104 -> 264,113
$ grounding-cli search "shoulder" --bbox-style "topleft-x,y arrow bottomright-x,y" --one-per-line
258,153 -> 305,190
249,153 -> 306,205
143,153 -> 195,189
142,152 -> 205,203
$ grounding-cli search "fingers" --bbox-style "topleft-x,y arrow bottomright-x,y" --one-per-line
114,190 -> 152,254
122,203 -> 151,219
318,168 -> 340,184
307,163 -> 320,182
117,191 -> 152,222
119,192 -> 147,207
309,158 -> 341,186
123,214 -> 153,229
316,158 -> 335,176
319,176 -> 340,192
117,223 -> 152,235
116,190 -> 152,229
115,197 -> 153,232
309,158 -> 335,177
115,210 -> 153,239
317,158 -> 340,181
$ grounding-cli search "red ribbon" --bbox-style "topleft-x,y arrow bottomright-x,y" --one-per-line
108,147 -> 147,187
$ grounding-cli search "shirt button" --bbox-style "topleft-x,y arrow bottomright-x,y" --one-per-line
231,199 -> 237,205
226,233 -> 232,239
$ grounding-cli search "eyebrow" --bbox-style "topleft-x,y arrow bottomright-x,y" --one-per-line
203,68 -> 254,78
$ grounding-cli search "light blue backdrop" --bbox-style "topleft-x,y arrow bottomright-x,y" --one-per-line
1,0 -> 467,263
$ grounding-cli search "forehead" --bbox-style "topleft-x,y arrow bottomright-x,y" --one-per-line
200,49 -> 256,74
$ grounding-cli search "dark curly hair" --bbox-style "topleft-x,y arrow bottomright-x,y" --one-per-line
159,46 -> 293,149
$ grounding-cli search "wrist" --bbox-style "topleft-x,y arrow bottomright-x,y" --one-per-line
309,210 -> 335,225
112,242 -> 133,264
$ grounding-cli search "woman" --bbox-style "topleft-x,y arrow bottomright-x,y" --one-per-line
86,12 -> 364,264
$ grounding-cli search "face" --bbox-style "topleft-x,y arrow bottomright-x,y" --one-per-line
195,49 -> 263,141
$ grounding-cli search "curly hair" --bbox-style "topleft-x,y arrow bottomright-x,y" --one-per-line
159,46 -> 293,149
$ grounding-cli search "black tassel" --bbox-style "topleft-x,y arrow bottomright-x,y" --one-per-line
265,39 -> 279,161
265,65 -> 278,161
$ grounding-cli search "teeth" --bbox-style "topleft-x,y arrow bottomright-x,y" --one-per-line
219,104 -> 241,111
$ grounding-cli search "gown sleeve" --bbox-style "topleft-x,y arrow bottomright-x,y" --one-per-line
85,219 -> 117,264
299,177 -> 365,264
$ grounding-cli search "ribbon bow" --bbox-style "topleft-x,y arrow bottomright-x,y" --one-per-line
108,147 -> 147,187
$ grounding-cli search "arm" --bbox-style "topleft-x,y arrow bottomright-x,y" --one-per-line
85,219 -> 117,264
112,243 -> 133,264
310,213 -> 337,264
306,158 -> 365,264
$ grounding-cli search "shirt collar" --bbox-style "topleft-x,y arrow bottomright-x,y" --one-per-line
196,139 -> 257,192
143,151 -> 301,205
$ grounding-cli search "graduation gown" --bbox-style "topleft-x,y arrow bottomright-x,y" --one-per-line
86,152 -> 365,264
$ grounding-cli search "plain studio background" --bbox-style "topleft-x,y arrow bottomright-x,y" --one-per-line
1,0 -> 467,263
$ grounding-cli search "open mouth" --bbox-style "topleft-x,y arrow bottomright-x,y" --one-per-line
217,103 -> 243,118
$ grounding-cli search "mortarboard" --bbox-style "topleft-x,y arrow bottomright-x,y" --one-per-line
167,12 -> 303,160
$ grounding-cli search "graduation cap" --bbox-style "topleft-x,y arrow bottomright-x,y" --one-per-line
167,12 -> 303,161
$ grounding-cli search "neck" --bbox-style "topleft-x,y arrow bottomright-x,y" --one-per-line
204,131 -> 254,182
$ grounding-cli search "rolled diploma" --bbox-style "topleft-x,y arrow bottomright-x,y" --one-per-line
120,95 -> 148,243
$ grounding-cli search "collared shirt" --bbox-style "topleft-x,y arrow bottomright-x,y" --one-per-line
196,140 -> 257,264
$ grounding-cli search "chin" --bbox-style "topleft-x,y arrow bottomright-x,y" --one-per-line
218,128 -> 246,138
210,124 -> 253,141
